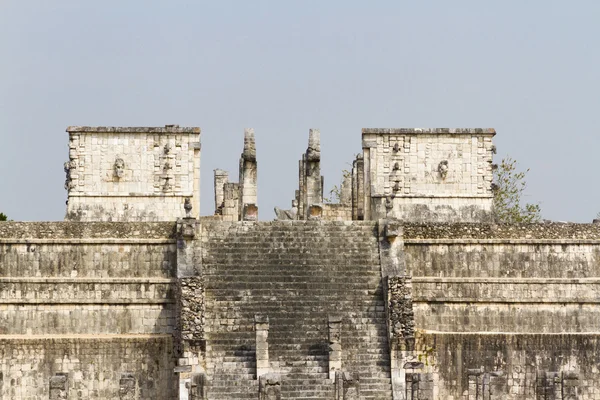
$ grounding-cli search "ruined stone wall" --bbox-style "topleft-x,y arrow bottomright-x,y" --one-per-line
0,222 -> 178,398
362,129 -> 495,222
65,126 -> 200,222
418,332 -> 600,399
321,203 -> 352,221
403,224 -> 600,333
396,223 -> 600,398
0,336 -> 174,399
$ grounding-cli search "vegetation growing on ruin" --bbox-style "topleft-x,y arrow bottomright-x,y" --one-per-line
492,157 -> 541,223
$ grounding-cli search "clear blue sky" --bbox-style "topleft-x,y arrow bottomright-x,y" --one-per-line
1,1 -> 599,222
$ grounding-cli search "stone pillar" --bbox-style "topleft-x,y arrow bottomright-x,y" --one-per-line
335,371 -> 360,400
561,372 -> 579,400
239,128 -> 258,221
189,373 -> 207,400
177,218 -> 198,278
543,371 -> 561,400
406,373 -> 433,400
192,140 -> 201,218
304,129 -> 322,219
467,369 -> 484,400
379,218 -> 412,400
379,219 -> 405,277
119,373 -> 136,400
222,183 -> 240,221
49,373 -> 68,400
259,374 -> 281,400
213,169 -> 228,214
340,172 -> 352,206
298,157 -> 306,219
488,371 -> 506,398
352,154 -> 364,220
328,315 -> 342,380
255,314 -> 269,378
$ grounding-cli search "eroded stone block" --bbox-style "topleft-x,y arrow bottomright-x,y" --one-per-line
49,373 -> 68,400
119,373 -> 136,400
335,371 -> 360,400
259,373 -> 281,400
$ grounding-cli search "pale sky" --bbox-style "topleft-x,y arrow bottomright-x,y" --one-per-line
1,1 -> 599,222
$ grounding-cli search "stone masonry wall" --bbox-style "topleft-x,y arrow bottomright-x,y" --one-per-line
0,222 -> 178,398
418,332 -> 600,399
361,129 -> 495,222
403,223 -> 600,333
0,336 -> 175,399
399,223 -> 600,398
65,126 -> 201,222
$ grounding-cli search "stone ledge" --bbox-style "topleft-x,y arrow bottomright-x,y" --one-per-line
415,298 -> 600,304
0,277 -> 177,283
362,128 -> 496,135
402,222 -> 600,239
68,193 -> 195,198
405,238 -> 600,244
67,126 -> 200,134
371,194 -> 493,199
0,334 -> 173,341
0,299 -> 175,304
0,222 -> 177,239
413,277 -> 600,284
0,238 -> 176,244
419,331 -> 600,336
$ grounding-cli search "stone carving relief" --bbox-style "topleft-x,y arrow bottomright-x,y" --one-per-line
274,200 -> 298,220
114,158 -> 125,179
335,371 -> 360,400
49,373 -> 68,400
119,373 -> 136,400
259,374 -> 281,400
438,160 -> 449,180
387,276 -> 415,349
184,198 -> 193,218
63,161 -> 75,191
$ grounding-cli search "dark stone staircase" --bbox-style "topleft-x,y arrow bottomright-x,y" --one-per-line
202,221 -> 392,399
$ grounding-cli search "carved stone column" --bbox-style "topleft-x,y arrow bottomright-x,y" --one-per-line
304,129 -> 322,219
328,315 -> 342,380
49,373 -> 68,400
335,371 -> 360,400
352,154 -> 365,220
562,372 -> 579,400
119,373 -> 136,400
255,314 -> 270,378
189,373 -> 207,400
213,169 -> 228,215
239,128 -> 258,221
222,182 -> 240,221
406,373 -> 433,400
259,374 -> 281,400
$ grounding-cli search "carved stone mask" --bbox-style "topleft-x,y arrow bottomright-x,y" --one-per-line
114,158 -> 125,178
438,160 -> 449,180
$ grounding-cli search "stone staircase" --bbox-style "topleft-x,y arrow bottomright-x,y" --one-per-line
202,221 -> 392,399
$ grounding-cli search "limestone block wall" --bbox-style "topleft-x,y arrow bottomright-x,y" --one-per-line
65,126 -> 200,221
321,204 -> 352,221
418,332 -> 600,399
0,336 -> 174,399
0,222 -> 178,398
403,223 -> 600,333
361,129 -> 495,222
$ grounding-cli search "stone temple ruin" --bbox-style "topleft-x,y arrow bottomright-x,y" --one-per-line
1,125 -> 599,399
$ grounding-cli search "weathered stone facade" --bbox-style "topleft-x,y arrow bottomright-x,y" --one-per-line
1,125 -> 599,398
65,126 -> 201,222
